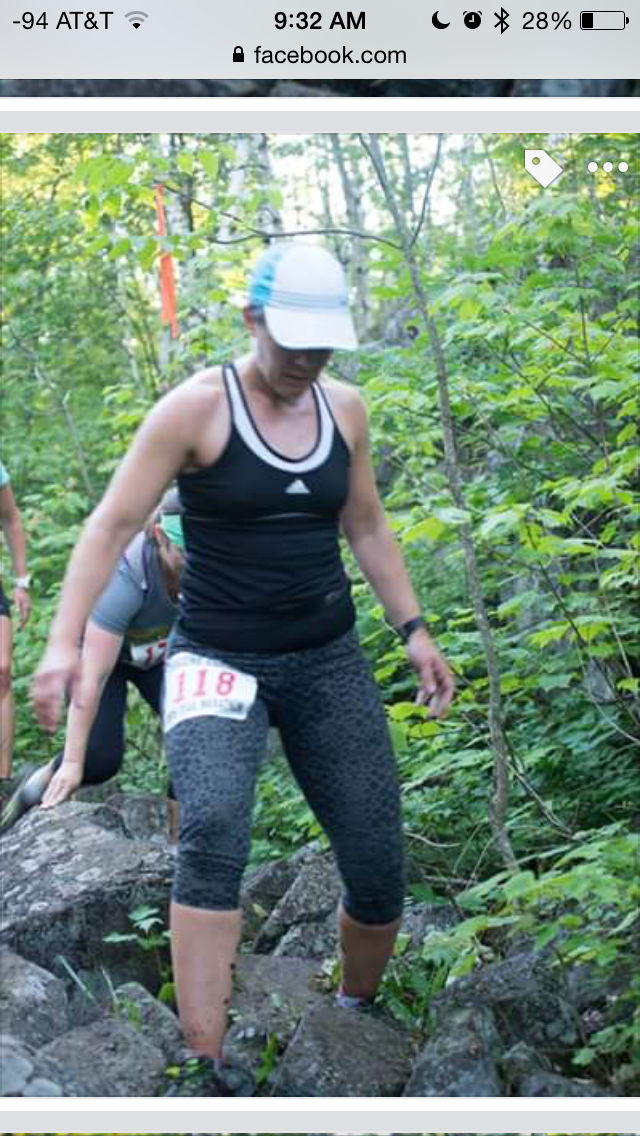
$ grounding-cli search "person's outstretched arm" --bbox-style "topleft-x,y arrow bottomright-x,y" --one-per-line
41,622 -> 124,808
33,379 -> 208,733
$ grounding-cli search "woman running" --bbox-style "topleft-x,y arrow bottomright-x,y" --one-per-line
3,488 -> 184,834
33,243 -> 455,1096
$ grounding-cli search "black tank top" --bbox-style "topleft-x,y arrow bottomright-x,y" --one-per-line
177,363 -> 356,652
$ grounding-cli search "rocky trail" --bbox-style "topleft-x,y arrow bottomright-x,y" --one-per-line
0,786 -> 616,1097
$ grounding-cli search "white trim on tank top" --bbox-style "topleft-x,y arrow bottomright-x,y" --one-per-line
226,365 -> 334,474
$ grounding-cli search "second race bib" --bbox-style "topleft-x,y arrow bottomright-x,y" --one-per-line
129,637 -> 168,669
164,651 -> 258,733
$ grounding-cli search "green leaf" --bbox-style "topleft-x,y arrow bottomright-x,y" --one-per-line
388,720 -> 408,753
403,517 -> 447,543
503,870 -> 537,900
479,508 -> 526,538
199,151 -> 220,180
178,153 -> 194,174
434,506 -> 472,526
528,622 -> 570,648
388,701 -> 424,721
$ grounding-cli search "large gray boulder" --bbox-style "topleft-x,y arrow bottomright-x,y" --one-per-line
240,856 -> 300,943
254,852 -> 342,953
404,1006 -> 503,1096
519,1070 -> 611,1096
103,792 -> 169,843
37,1017 -> 167,1096
431,950 -> 578,1054
0,948 -> 68,1048
273,911 -> 338,959
232,955 -> 322,1034
0,1034 -> 80,1097
225,955 -> 325,1076
113,981 -> 183,1063
0,801 -> 173,985
273,1002 -> 413,1096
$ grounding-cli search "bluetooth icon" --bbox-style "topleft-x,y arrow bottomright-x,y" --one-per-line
495,7 -> 510,31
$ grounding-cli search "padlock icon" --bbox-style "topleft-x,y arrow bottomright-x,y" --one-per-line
233,46 -> 244,62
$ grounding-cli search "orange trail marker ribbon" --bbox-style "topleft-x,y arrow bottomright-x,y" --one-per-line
155,184 -> 179,339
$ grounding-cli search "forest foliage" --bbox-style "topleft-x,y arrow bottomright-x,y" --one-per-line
1,132 -> 638,1089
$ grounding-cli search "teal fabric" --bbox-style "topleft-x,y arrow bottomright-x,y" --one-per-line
0,462 -> 10,488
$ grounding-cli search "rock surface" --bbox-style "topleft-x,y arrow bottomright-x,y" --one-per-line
0,801 -> 173,984
37,1018 -> 167,1096
0,1035 -> 80,1097
431,950 -> 578,1053
518,1070 -> 611,1096
254,852 -> 342,952
113,981 -> 184,1063
404,1006 -> 503,1096
273,1002 -> 413,1096
0,793 -> 616,1096
0,948 -> 69,1048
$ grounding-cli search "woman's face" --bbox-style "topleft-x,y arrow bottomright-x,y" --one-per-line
244,308 -> 332,400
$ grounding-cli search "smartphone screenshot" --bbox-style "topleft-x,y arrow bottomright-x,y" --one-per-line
0,0 -> 638,1126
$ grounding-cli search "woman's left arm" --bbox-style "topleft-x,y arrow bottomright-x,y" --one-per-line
339,391 -> 455,719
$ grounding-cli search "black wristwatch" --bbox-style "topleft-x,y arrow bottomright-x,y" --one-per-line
396,616 -> 427,643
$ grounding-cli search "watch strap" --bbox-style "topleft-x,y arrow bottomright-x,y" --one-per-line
397,615 -> 426,643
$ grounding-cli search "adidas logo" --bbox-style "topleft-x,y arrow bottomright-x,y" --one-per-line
285,478 -> 310,494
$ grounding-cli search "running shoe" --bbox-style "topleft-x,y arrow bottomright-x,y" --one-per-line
164,1053 -> 255,1097
0,762 -> 51,833
335,985 -> 375,1012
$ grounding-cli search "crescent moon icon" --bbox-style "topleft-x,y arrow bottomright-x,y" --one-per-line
432,10 -> 451,27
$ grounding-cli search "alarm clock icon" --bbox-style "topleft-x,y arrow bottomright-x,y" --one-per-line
463,10 -> 482,26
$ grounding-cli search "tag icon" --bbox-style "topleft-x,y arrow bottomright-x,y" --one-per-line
524,149 -> 564,188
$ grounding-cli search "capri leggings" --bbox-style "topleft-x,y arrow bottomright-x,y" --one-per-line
165,626 -> 405,925
52,660 -> 175,798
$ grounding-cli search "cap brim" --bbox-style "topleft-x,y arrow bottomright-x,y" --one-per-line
265,306 -> 358,351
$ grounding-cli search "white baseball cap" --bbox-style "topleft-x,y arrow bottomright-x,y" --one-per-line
248,243 -> 358,351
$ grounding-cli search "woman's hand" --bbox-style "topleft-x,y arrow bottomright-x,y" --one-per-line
41,762 -> 84,809
406,632 -> 456,718
32,640 -> 85,734
13,584 -> 31,630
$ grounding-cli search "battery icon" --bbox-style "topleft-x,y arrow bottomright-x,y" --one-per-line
580,10 -> 629,28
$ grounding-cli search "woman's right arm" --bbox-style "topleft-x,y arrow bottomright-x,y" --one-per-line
41,622 -> 124,808
33,381 -> 205,732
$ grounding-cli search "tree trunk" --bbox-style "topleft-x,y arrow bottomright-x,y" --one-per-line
330,134 -> 370,334
361,132 -> 519,872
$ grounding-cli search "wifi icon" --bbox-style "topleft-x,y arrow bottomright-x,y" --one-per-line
125,10 -> 148,27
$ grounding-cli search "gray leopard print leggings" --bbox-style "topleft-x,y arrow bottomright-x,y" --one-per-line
164,626 -> 405,924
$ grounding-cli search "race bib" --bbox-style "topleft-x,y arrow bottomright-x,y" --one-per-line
164,651 -> 258,733
129,637 -> 168,669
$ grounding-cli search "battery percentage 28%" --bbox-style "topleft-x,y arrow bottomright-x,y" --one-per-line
523,10 -> 572,27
